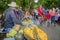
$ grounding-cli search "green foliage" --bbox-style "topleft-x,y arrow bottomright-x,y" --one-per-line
0,0 -> 12,13
43,0 -> 60,8
0,0 -> 60,13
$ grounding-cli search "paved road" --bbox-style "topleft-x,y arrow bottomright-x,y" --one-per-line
39,23 -> 60,40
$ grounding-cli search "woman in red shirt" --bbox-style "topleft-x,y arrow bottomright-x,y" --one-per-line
37,5 -> 44,25
37,5 -> 43,17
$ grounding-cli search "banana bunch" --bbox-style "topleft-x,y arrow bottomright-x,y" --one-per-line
24,24 -> 48,40
6,29 -> 17,38
30,25 -> 48,40
6,24 -> 21,38
22,17 -> 48,40
23,27 -> 35,40
35,26 -> 48,40
22,18 -> 32,26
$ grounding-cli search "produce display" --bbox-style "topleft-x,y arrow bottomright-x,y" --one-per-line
33,25 -> 48,40
22,18 -> 32,26
24,27 -> 35,40
22,18 -> 48,40
23,24 -> 48,40
15,29 -> 23,40
6,24 -> 21,38
5,18 -> 48,40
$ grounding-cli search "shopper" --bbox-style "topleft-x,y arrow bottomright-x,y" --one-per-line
37,5 -> 43,25
49,8 -> 56,26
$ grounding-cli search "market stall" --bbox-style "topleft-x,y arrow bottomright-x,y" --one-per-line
1,18 -> 48,40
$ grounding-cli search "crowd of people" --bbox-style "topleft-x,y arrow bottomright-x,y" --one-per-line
0,2 -> 60,33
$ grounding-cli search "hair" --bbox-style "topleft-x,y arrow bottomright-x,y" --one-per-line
47,11 -> 49,13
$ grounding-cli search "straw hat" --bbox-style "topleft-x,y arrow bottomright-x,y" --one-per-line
8,2 -> 17,7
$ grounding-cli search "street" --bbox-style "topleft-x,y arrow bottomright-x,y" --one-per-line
39,23 -> 60,40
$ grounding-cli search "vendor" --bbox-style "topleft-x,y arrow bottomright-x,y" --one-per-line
4,2 -> 23,29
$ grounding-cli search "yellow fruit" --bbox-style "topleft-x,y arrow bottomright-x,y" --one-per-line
23,27 -> 35,40
13,24 -> 21,31
6,29 -> 17,38
19,29 -> 23,34
6,24 -> 21,38
35,26 -> 48,40
23,19 -> 48,40
22,18 -> 32,26
30,24 -> 48,40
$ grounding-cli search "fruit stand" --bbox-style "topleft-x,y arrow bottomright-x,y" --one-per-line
1,18 -> 48,40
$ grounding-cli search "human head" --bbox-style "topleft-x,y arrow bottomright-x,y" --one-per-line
47,11 -> 49,13
8,2 -> 18,10
52,8 -> 56,10
19,7 -> 22,10
40,5 -> 42,8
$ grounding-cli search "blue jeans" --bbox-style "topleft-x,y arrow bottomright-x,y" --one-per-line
51,16 -> 56,26
51,16 -> 56,23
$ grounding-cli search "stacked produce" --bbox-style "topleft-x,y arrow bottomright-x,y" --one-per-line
6,18 -> 48,40
24,27 -> 35,40
22,18 -> 32,26
31,25 -> 48,40
23,21 -> 48,40
15,29 -> 23,40
6,24 -> 21,38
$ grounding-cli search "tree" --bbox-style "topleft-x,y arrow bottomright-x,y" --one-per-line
0,0 -> 60,13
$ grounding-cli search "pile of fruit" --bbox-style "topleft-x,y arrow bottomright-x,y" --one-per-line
6,24 -> 21,38
23,24 -> 48,40
6,18 -> 48,40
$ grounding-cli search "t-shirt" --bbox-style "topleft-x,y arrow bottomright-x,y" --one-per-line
37,8 -> 43,17
49,9 -> 56,16
55,15 -> 58,21
45,13 -> 51,20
